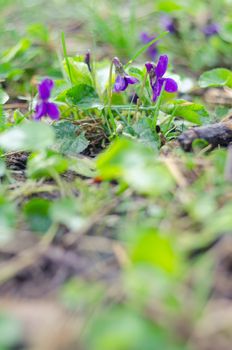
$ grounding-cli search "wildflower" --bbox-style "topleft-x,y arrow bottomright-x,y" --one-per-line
145,55 -> 178,102
84,50 -> 91,72
113,57 -> 139,93
160,15 -> 177,34
34,78 -> 60,120
140,32 -> 158,60
202,23 -> 219,37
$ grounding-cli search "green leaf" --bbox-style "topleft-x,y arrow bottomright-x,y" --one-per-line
2,38 -> 31,63
27,150 -> 69,179
53,121 -> 89,155
0,89 -> 9,105
130,228 -> 180,274
27,23 -> 49,43
85,306 -> 184,350
63,58 -> 93,86
0,197 -> 16,243
199,68 -> 232,88
128,67 -> 143,77
161,100 -> 209,125
60,279 -> 104,311
70,156 -> 96,178
220,22 -> 232,43
0,159 -> 6,177
132,118 -> 159,150
97,138 -> 174,196
66,84 -> 101,109
0,314 -> 22,348
0,121 -> 55,152
50,198 -> 87,231
23,198 -> 52,233
155,0 -> 184,11
95,61 -> 111,94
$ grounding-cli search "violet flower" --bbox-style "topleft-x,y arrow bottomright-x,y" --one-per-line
34,78 -> 60,121
202,23 -> 219,37
84,50 -> 91,72
160,15 -> 177,34
140,32 -> 158,61
113,57 -> 139,93
145,55 -> 178,102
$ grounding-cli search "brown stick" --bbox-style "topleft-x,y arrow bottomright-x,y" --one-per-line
178,121 -> 232,152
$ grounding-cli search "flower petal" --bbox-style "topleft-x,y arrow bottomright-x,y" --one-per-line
125,75 -> 139,85
140,32 -> 152,44
162,77 -> 178,93
147,46 -> 158,61
140,33 -> 158,60
160,15 -> 176,34
152,80 -> 164,102
203,23 -> 219,37
114,75 -> 128,92
155,55 -> 168,78
34,102 -> 47,120
38,78 -> 54,100
46,102 -> 60,120
145,62 -> 155,73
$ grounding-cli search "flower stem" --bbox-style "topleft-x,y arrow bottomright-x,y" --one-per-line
61,32 -> 73,86
153,84 -> 165,129
106,60 -> 116,135
135,70 -> 148,122
108,60 -> 114,107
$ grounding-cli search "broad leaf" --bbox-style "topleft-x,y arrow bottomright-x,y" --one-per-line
27,150 -> 69,178
66,84 -> 101,109
63,57 -> 93,86
97,138 -> 174,196
0,121 -> 55,152
23,198 -> 52,233
220,22 -> 232,43
199,68 -> 232,88
53,121 -> 89,155
161,100 -> 209,125
131,228 -> 180,274
0,90 -> 9,105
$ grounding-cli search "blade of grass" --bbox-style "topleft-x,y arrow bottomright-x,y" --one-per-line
124,31 -> 169,68
61,32 -> 73,85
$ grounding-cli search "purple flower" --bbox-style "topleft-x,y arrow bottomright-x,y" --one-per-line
145,55 -> 178,102
202,23 -> 219,37
113,57 -> 139,93
34,78 -> 60,121
140,32 -> 158,61
84,50 -> 91,72
160,15 -> 177,34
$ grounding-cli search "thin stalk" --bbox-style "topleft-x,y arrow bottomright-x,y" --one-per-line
61,32 -> 73,85
152,84 -> 165,129
134,70 -> 148,122
107,60 -> 114,107
106,60 -> 117,135
50,169 -> 66,198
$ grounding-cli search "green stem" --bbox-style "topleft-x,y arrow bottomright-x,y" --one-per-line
153,84 -> 165,129
107,60 -> 114,107
134,70 -> 148,122
124,31 -> 168,69
61,32 -> 73,85
106,60 -> 117,135
50,169 -> 66,198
